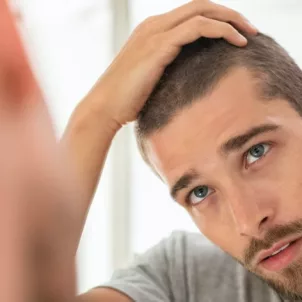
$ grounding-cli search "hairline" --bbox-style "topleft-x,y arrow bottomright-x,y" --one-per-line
135,65 -> 297,174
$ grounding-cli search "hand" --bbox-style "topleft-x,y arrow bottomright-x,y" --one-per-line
88,0 -> 257,129
0,1 -> 78,301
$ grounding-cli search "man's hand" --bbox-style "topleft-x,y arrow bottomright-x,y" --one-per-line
0,1 -> 79,301
87,0 -> 257,130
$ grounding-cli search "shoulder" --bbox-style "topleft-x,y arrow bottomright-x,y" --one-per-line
160,231 -> 235,276
103,231 -> 281,302
158,231 -> 281,302
160,230 -> 226,263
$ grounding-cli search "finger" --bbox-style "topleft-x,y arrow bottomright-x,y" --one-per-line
154,1 -> 257,34
200,2 -> 257,35
164,16 -> 247,49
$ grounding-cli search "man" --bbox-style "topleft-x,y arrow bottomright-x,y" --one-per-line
70,0 -> 302,301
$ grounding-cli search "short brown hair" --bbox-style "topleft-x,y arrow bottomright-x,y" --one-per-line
135,33 -> 302,164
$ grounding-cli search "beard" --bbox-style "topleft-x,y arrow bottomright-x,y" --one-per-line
256,260 -> 302,301
239,220 -> 302,300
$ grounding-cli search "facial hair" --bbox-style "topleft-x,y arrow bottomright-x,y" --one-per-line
239,220 -> 302,300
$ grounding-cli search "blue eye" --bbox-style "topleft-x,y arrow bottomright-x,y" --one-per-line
188,186 -> 213,206
246,143 -> 270,165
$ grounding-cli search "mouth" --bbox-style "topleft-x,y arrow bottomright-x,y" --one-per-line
257,236 -> 302,272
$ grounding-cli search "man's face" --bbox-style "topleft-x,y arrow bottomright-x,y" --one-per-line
145,67 -> 302,299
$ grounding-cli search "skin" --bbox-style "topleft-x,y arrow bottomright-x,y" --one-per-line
145,67 -> 302,299
1,0 -> 78,300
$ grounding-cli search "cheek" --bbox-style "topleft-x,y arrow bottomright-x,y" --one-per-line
267,143 -> 302,208
189,208 -> 244,259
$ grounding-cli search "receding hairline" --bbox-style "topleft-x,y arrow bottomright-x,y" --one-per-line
135,65 -> 276,170
135,33 -> 302,172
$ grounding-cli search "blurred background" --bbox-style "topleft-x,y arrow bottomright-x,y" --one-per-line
10,0 -> 302,294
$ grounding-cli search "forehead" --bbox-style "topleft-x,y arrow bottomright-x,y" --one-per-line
145,68 -> 298,182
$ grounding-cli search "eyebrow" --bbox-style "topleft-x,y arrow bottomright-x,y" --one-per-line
221,123 -> 280,155
170,123 -> 280,200
170,170 -> 200,200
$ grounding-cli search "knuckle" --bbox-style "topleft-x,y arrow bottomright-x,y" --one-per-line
144,15 -> 158,24
223,22 -> 236,34
224,22 -> 233,30
198,1 -> 215,14
231,10 -> 244,22
135,16 -> 158,33
192,15 -> 209,27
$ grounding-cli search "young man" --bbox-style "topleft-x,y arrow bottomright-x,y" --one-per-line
68,1 -> 301,301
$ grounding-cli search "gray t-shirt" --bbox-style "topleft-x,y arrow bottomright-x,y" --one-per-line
103,231 -> 284,301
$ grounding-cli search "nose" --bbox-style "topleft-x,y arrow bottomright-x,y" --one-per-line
227,183 -> 276,239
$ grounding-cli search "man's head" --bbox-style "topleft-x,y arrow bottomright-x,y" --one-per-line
135,33 -> 302,299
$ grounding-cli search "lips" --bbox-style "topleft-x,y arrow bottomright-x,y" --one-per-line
257,235 -> 302,264
269,243 -> 290,257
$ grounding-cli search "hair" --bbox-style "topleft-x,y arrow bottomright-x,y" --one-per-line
135,33 -> 302,165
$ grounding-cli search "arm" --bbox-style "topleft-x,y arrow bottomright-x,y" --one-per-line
62,95 -> 120,241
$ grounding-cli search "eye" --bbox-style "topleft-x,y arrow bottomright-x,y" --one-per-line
187,185 -> 214,206
245,143 -> 270,166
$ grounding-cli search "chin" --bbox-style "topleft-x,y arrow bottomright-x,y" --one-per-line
251,259 -> 302,300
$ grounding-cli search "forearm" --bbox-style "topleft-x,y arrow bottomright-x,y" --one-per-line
62,93 -> 120,245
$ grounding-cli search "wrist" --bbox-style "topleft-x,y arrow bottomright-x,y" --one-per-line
76,93 -> 122,137
83,80 -> 126,130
